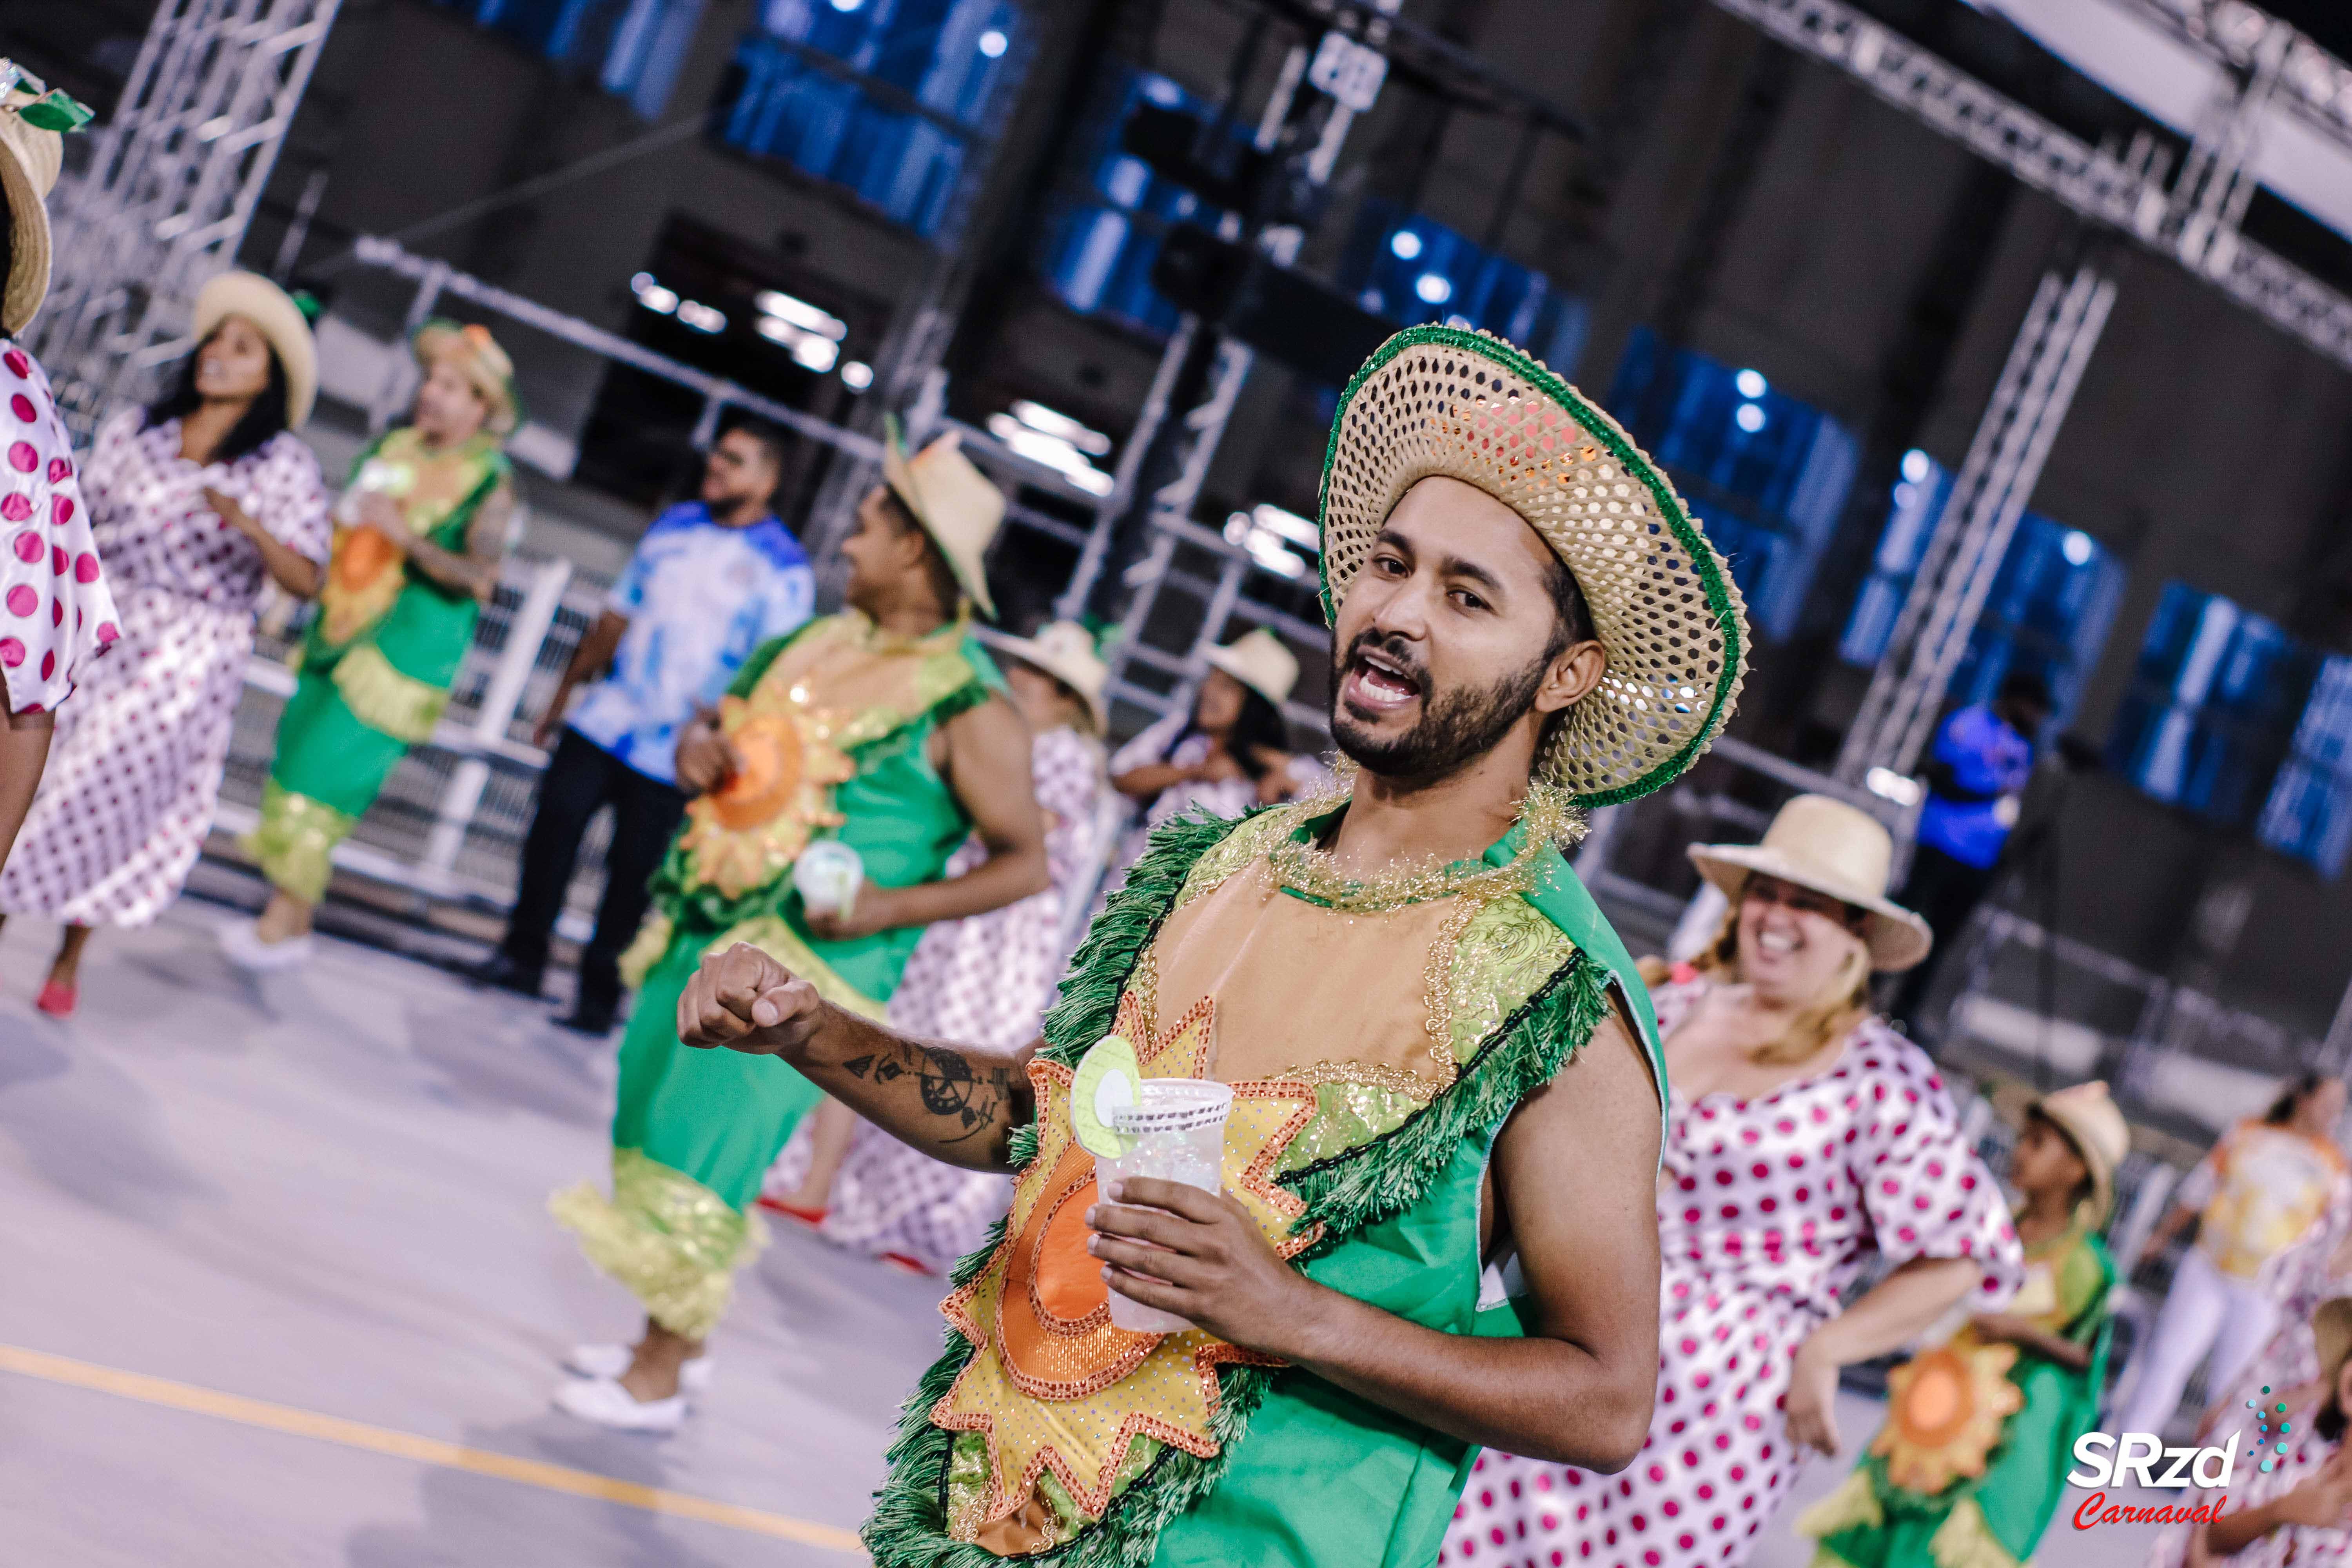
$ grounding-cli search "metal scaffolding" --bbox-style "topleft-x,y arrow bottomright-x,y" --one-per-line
27,0 -> 341,437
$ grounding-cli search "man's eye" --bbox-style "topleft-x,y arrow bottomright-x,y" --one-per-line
1451,590 -> 1487,611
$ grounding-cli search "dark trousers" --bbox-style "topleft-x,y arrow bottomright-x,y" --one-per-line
1890,842 -> 2002,1035
499,727 -> 687,1011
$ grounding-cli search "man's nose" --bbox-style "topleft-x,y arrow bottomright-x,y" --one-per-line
1367,579 -> 1435,641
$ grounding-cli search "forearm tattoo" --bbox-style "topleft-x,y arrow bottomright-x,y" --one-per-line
840,1036 -> 1027,1144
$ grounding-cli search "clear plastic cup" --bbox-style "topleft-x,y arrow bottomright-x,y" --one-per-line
793,840 -> 864,916
1098,1078 -> 1234,1334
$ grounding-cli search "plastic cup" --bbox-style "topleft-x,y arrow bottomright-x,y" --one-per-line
793,840 -> 864,917
1098,1078 -> 1234,1334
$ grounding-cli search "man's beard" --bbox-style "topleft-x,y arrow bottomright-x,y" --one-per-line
1329,630 -> 1552,786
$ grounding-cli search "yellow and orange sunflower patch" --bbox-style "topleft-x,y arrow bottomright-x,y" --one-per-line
676,686 -> 857,900
1872,1340 -> 2024,1496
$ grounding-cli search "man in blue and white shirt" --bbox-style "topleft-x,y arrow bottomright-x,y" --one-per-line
470,419 -> 813,1033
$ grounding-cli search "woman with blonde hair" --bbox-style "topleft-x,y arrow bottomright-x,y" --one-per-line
223,319 -> 517,967
1445,795 -> 2024,1568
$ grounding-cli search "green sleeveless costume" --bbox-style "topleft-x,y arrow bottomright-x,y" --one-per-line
553,612 -> 1002,1338
864,797 -> 1667,1568
245,428 -> 509,901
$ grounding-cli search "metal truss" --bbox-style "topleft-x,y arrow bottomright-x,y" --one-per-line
2115,0 -> 2352,153
1710,0 -> 2352,377
29,0 -> 341,437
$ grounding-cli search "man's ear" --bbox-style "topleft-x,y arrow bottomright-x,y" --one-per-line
1535,641 -> 1608,716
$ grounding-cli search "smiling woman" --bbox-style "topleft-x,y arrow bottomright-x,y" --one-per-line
1447,795 -> 2022,1568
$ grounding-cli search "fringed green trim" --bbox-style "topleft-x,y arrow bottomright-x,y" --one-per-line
240,780 -> 356,903
1793,1466 -> 1886,1541
864,805 -> 1616,1568
331,641 -> 452,744
1928,1496 -> 2020,1568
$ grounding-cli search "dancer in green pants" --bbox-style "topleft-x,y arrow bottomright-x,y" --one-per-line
551,423 -> 1047,1432
223,320 -> 517,969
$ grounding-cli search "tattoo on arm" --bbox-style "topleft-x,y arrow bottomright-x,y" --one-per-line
842,1037 -> 1026,1143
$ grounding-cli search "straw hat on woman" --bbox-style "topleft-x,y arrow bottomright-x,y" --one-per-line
1454,794 -> 2025,1568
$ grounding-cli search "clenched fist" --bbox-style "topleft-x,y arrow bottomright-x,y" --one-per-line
676,942 -> 827,1060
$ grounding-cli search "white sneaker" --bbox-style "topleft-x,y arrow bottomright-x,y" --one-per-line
564,1344 -> 715,1394
553,1375 -> 686,1434
218,919 -> 315,972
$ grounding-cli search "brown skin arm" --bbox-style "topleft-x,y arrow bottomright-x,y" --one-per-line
1112,754 -> 1213,800
677,942 -> 1038,1167
535,608 -> 627,748
363,483 -> 509,601
0,683 -> 55,867
203,487 -> 322,598
2208,1444 -> 2352,1555
1969,1312 -> 2092,1371
801,693 -> 1049,939
1089,1013 -> 1665,1468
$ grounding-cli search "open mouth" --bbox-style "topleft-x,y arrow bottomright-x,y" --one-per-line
1754,929 -> 1799,956
1339,643 -> 1426,717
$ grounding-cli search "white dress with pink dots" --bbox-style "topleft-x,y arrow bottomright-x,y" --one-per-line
0,411 -> 327,926
1443,979 -> 2024,1568
0,341 -> 120,716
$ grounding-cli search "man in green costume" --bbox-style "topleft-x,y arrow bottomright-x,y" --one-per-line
677,327 -> 1751,1565
225,320 -> 518,969
551,424 -> 1047,1432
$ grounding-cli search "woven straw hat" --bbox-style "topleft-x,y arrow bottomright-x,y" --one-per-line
1687,794 -> 1933,973
412,319 -> 519,438
0,89 -> 62,338
1320,326 -> 1746,804
884,416 -> 1004,619
2316,1298 -> 2352,1397
1000,619 -> 1109,735
1204,627 -> 1298,707
2032,1080 -> 2129,1230
195,272 -> 318,428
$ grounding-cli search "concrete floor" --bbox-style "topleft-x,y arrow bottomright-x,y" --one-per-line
0,893 -> 2179,1567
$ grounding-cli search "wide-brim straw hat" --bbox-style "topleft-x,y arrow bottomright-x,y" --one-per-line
2033,1080 -> 2130,1230
1000,619 -> 1109,735
884,415 -> 1004,619
412,319 -> 519,438
1319,325 -> 1747,805
1687,793 -> 1934,972
0,89 -> 62,338
1203,626 -> 1298,707
194,271 -> 318,429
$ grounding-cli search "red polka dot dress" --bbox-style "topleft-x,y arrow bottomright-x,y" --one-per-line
1442,980 -> 2024,1568
0,341 -> 120,719
0,410 -> 327,926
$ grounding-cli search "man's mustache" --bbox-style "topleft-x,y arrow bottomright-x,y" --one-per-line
1336,631 -> 1429,696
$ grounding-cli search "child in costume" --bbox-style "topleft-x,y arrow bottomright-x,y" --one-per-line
1799,1080 -> 2127,1568
224,320 -> 519,967
2167,1295 -> 2352,1564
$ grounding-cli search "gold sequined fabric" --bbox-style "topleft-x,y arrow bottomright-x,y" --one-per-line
548,1147 -> 764,1339
1319,327 -> 1748,804
329,641 -> 452,744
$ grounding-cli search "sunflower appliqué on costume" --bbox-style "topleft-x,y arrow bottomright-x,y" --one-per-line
928,988 -> 1322,1548
317,429 -> 499,648
1871,1339 -> 2025,1495
674,684 -> 857,900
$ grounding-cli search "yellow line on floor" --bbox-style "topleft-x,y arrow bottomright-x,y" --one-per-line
0,1343 -> 865,1554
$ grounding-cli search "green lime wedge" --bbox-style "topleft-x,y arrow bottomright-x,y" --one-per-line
1071,1033 -> 1141,1158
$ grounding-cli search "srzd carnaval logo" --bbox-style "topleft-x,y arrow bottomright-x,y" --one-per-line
2063,1386 -> 2303,1530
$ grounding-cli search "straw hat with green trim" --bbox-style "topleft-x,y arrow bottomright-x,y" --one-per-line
0,88 -> 63,338
1318,325 -> 1748,805
884,415 -> 1004,619
195,271 -> 319,428
412,319 -> 520,438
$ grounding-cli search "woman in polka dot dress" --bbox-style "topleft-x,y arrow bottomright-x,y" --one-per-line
0,74 -> 118,869
1445,797 -> 2023,1568
0,274 -> 323,1014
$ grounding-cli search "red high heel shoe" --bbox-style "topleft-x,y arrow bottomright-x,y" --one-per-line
34,979 -> 75,1018
755,1196 -> 827,1229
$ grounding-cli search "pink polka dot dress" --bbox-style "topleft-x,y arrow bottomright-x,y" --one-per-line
1443,979 -> 2024,1568
0,341 -> 120,717
0,409 -> 327,926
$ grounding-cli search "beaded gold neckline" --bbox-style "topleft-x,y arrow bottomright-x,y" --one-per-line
1263,781 -> 1580,913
